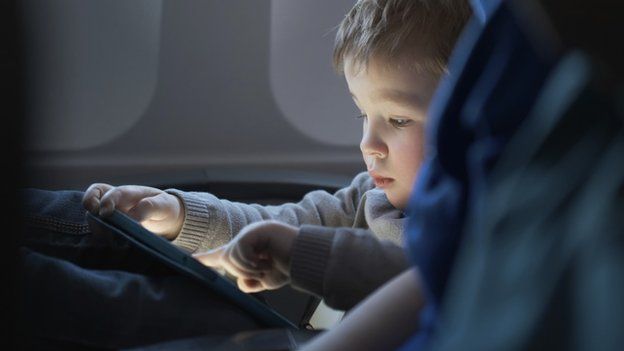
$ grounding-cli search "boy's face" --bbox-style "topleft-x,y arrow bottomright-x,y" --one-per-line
345,56 -> 439,210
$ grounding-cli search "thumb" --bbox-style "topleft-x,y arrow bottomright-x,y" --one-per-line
128,193 -> 177,222
193,247 -> 226,268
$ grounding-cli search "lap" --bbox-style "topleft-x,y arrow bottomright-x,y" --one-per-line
15,189 -> 263,349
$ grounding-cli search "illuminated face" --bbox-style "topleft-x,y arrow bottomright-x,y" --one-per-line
345,56 -> 438,209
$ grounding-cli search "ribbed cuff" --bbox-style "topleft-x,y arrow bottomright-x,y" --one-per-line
290,225 -> 335,297
165,189 -> 211,253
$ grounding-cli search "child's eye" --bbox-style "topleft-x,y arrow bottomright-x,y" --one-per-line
355,114 -> 368,120
389,118 -> 412,128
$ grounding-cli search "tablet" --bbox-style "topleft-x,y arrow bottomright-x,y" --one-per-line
86,210 -> 297,329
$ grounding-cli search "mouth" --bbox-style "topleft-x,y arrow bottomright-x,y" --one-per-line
369,171 -> 394,189
372,177 -> 394,188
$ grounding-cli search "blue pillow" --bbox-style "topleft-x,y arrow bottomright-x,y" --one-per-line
399,0 -> 559,348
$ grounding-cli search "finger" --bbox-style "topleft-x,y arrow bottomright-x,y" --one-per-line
128,194 -> 164,222
237,221 -> 296,272
234,222 -> 278,267
260,271 -> 289,290
193,247 -> 225,268
231,242 -> 274,274
82,183 -> 113,213
231,241 -> 258,269
193,247 -> 262,281
99,186 -> 159,216
227,243 -> 271,278
220,255 -> 264,280
238,278 -> 266,293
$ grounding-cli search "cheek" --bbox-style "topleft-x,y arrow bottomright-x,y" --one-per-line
396,129 -> 425,181
401,149 -> 424,186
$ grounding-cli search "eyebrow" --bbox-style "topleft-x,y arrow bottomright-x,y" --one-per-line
349,90 -> 427,109
375,89 -> 427,108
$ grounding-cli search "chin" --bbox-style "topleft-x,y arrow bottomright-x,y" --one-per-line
385,192 -> 408,211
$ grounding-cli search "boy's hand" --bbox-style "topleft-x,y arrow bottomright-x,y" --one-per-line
194,221 -> 298,293
82,183 -> 184,240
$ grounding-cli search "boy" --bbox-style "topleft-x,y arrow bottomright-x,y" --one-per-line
84,0 -> 471,309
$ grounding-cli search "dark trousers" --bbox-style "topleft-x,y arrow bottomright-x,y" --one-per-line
15,189 -> 260,350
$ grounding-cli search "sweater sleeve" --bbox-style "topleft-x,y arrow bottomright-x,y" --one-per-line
289,225 -> 409,311
166,172 -> 374,253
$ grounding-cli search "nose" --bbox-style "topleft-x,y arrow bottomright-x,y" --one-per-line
360,120 -> 388,159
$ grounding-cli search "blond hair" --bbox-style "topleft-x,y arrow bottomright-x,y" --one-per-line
333,0 -> 471,75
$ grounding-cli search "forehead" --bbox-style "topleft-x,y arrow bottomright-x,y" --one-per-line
344,56 -> 439,107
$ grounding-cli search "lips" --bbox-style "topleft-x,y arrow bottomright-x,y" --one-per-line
369,171 -> 394,188
372,177 -> 393,188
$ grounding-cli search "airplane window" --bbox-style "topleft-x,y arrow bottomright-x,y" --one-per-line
269,0 -> 361,146
21,0 -> 364,190
22,0 -> 162,151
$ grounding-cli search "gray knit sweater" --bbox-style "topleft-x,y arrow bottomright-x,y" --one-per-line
166,172 -> 409,310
